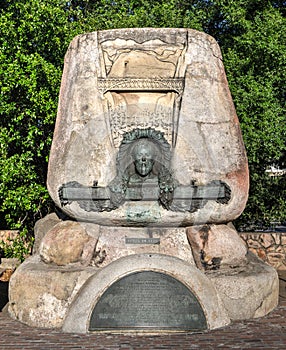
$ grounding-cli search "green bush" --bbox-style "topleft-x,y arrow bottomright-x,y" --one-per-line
0,0 -> 285,256
0,230 -> 34,262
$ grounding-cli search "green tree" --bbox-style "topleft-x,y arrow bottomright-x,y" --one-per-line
0,1 -> 85,233
214,1 -> 286,228
0,0 -> 285,244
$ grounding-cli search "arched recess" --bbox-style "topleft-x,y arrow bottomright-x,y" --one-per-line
62,254 -> 230,333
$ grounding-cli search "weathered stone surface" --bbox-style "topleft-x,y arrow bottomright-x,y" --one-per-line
47,28 -> 248,226
260,233 -> 274,248
8,255 -> 95,328
187,224 -> 247,270
33,213 -> 62,254
0,258 -> 20,270
209,253 -> 279,320
267,252 -> 286,270
272,233 -> 281,245
39,221 -> 98,266
255,248 -> 267,261
245,238 -> 261,249
91,226 -> 195,267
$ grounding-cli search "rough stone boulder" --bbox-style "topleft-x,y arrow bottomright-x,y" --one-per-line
47,28 -> 249,226
33,213 -> 62,254
187,224 -> 247,270
39,221 -> 98,266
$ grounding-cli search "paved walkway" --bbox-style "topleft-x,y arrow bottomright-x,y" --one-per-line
0,299 -> 285,350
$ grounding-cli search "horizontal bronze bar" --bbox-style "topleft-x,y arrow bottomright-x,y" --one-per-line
61,183 -> 226,201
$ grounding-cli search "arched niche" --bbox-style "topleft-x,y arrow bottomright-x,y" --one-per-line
62,254 -> 230,333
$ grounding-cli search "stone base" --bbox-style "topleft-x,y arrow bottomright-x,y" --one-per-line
8,222 -> 279,332
207,252 -> 279,320
8,255 -> 95,328
8,252 -> 278,332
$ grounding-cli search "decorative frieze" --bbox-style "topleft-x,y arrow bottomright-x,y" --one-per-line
98,78 -> 185,94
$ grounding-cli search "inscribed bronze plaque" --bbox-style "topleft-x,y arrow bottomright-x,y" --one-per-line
89,271 -> 207,331
125,237 -> 160,244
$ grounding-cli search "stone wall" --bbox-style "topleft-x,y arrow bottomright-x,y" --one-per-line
0,230 -> 21,282
240,232 -> 286,270
0,230 -> 19,245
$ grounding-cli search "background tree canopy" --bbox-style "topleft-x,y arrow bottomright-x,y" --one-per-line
0,0 -> 285,236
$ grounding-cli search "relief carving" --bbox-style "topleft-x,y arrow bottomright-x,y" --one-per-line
59,128 -> 230,212
98,36 -> 187,149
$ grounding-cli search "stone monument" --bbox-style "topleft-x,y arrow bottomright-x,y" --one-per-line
8,28 -> 279,333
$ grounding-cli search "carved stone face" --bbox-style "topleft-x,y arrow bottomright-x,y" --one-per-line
133,140 -> 157,177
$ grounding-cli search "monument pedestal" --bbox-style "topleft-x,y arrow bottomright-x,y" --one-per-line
8,223 -> 279,333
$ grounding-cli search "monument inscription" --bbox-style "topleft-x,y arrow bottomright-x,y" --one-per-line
89,271 -> 207,331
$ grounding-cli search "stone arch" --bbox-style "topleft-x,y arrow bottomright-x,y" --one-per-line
62,254 -> 230,333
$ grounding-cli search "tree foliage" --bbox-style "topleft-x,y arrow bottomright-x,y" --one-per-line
0,1 -> 84,231
0,0 -> 285,237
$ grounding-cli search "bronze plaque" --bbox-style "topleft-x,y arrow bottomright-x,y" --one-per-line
89,271 -> 207,331
125,237 -> 160,244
